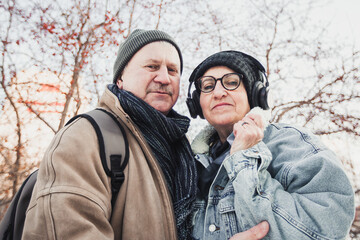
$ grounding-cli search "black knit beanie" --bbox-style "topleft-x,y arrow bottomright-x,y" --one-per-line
188,51 -> 265,106
113,29 -> 183,83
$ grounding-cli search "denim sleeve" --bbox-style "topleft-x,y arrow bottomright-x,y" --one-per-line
223,125 -> 355,240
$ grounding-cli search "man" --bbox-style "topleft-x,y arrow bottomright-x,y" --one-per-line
22,29 -> 268,240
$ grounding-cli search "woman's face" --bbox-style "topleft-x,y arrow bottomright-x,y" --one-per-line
199,66 -> 250,135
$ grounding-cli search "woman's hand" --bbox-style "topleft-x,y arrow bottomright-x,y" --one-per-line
230,111 -> 265,155
230,221 -> 269,240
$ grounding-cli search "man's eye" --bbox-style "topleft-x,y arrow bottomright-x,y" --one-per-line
147,65 -> 158,70
168,67 -> 178,73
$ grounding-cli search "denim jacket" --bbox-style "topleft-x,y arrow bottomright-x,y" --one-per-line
191,123 -> 355,240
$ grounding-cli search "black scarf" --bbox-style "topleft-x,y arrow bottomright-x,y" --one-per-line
110,85 -> 198,240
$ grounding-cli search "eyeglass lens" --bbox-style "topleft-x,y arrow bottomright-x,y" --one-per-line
199,73 -> 242,93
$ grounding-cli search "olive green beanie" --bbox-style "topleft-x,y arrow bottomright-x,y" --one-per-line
113,29 -> 183,83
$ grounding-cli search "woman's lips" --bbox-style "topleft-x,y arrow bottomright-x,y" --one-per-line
212,102 -> 231,110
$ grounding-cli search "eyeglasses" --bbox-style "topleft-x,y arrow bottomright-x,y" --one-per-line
196,73 -> 243,93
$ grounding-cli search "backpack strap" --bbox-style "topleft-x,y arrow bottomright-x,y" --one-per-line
0,109 -> 129,240
66,108 -> 129,206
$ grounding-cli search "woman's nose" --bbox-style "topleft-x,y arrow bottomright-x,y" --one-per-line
212,81 -> 227,98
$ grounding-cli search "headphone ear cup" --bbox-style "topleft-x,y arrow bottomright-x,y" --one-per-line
192,91 -> 204,119
251,81 -> 269,110
259,86 -> 269,110
251,81 -> 262,108
186,91 -> 204,119
186,96 -> 197,118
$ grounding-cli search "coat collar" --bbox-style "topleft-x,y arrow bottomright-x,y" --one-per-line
191,124 -> 217,155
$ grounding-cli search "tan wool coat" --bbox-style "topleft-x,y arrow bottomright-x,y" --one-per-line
22,87 -> 177,240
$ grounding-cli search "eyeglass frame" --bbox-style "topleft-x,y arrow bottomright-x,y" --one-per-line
196,73 -> 244,93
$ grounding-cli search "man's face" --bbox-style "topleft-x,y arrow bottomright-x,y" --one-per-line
117,41 -> 181,115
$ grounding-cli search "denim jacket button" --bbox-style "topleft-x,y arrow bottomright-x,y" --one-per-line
209,224 -> 216,232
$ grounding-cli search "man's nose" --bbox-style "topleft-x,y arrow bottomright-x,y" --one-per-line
154,65 -> 171,84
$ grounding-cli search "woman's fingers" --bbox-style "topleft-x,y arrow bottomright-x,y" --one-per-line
229,221 -> 269,240
231,114 -> 265,154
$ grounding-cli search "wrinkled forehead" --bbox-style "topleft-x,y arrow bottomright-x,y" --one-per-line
135,41 -> 181,66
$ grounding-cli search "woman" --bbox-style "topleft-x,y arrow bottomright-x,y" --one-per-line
187,51 -> 355,239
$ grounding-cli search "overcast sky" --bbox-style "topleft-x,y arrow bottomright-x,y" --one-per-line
319,0 -> 360,187
317,0 -> 360,47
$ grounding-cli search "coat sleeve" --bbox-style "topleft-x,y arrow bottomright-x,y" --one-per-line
22,118 -> 114,240
223,124 -> 355,240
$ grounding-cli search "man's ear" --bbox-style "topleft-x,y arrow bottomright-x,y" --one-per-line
116,79 -> 123,89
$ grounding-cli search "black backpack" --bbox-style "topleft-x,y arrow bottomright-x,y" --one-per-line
0,108 -> 129,240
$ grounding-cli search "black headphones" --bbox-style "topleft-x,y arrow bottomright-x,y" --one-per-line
186,51 -> 270,119
186,83 -> 205,118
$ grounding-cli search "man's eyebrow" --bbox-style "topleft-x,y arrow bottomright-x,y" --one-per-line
146,59 -> 160,63
167,62 -> 179,70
